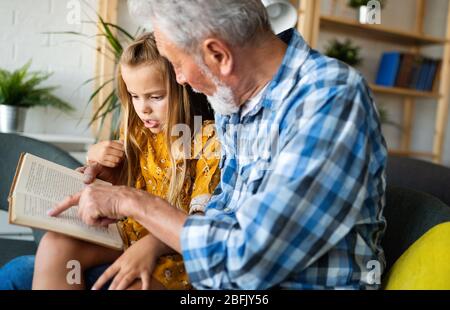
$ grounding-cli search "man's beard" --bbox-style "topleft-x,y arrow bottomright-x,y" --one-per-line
195,60 -> 239,116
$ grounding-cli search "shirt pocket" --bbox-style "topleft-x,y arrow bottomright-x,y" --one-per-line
240,160 -> 269,195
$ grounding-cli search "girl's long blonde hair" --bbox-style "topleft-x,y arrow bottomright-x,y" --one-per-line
117,33 -> 193,209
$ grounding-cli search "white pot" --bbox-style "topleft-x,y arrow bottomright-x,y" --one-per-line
261,0 -> 298,34
0,105 -> 28,133
358,5 -> 369,24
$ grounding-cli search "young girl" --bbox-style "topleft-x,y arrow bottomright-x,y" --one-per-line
32,33 -> 221,290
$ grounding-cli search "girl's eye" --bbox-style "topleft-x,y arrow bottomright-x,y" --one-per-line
151,96 -> 164,101
131,95 -> 139,100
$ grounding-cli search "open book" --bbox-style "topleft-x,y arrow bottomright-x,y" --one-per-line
8,153 -> 125,250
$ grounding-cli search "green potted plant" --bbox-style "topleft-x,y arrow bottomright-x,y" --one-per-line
325,39 -> 363,67
378,106 -> 401,129
348,0 -> 385,24
0,62 -> 74,133
50,14 -> 141,139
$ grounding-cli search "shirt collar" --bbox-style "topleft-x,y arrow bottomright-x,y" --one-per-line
221,28 -> 311,123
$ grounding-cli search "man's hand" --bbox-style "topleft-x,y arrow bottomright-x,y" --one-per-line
48,185 -> 155,227
48,184 -> 187,253
76,162 -> 123,185
92,234 -> 169,290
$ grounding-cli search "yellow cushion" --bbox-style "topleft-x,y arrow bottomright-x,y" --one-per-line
384,222 -> 450,290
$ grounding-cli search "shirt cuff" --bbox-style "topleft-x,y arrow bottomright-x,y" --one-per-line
188,194 -> 211,215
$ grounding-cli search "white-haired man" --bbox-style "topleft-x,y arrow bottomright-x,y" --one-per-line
50,0 -> 387,289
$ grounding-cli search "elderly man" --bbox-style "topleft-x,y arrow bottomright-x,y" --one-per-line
2,0 -> 387,290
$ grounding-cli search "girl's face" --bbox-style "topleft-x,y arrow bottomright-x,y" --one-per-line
121,63 -> 168,134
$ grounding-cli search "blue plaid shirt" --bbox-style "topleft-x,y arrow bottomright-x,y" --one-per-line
181,29 -> 387,290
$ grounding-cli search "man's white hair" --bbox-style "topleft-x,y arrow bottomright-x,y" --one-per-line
128,0 -> 272,52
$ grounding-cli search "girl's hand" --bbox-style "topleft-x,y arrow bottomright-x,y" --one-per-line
92,234 -> 169,290
87,140 -> 124,168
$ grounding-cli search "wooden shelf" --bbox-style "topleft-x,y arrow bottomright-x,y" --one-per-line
320,15 -> 447,46
369,84 -> 441,99
297,0 -> 450,163
20,133 -> 95,145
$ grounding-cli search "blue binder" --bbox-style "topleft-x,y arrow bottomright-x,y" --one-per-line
376,52 -> 402,87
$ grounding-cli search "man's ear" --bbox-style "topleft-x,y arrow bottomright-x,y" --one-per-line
201,38 -> 234,76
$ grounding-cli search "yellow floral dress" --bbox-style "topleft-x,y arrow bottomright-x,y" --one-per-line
120,121 -> 221,289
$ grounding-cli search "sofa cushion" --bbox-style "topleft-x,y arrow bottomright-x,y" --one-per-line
383,187 -> 450,271
384,222 -> 450,290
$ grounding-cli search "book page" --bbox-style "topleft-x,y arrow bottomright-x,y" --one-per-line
12,193 -> 123,250
14,153 -> 110,203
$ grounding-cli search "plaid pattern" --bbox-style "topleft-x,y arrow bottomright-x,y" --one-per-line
181,29 -> 387,290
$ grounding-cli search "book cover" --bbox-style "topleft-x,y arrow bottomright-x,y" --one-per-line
395,53 -> 416,89
425,59 -> 440,91
408,56 -> 424,89
376,52 -> 402,87
416,58 -> 430,91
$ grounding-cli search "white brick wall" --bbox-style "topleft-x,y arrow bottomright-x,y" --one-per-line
0,0 -> 102,238
0,0 -> 98,137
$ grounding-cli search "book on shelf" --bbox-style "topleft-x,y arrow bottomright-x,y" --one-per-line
395,53 -> 417,88
375,52 -> 402,87
376,51 -> 440,92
